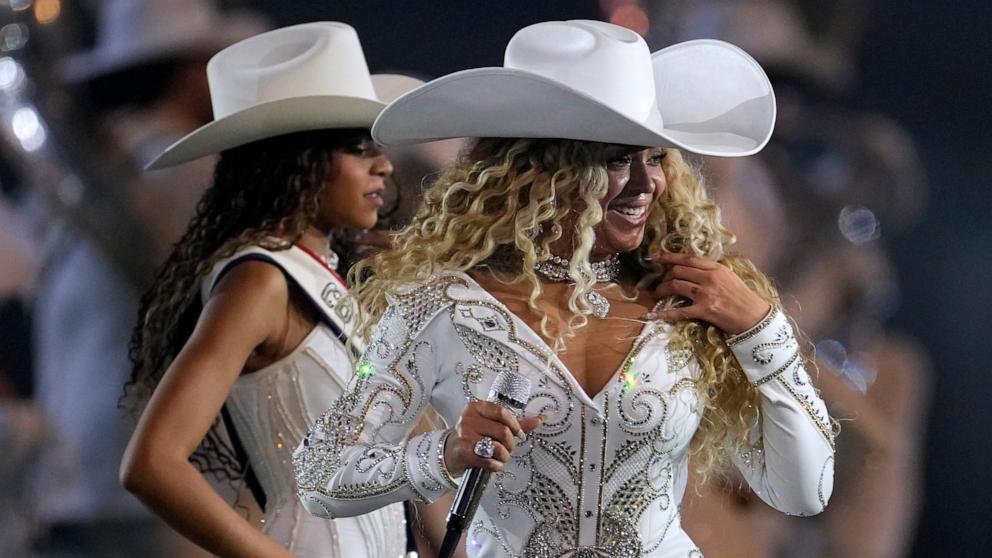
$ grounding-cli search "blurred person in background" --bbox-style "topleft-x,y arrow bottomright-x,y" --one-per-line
121,22 -> 424,558
0,165 -> 47,557
32,0 -> 266,556
656,2 -> 932,557
761,107 -> 929,558
0,165 -> 39,401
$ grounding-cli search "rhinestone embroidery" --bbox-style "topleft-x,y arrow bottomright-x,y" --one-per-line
751,323 -> 794,364
295,273 -> 833,556
726,306 -> 778,346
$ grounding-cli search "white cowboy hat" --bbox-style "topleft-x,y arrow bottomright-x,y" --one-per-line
57,0 -> 269,83
372,19 -> 776,157
146,22 -> 424,170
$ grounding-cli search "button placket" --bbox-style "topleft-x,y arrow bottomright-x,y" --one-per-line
578,401 -> 606,547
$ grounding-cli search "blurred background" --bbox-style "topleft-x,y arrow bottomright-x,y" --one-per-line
0,0 -> 987,557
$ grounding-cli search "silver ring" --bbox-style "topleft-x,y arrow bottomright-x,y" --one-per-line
473,436 -> 495,459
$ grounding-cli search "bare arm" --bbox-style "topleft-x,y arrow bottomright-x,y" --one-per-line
121,262 -> 295,558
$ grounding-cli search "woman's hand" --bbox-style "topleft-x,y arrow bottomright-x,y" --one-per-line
650,252 -> 771,335
443,401 -> 544,476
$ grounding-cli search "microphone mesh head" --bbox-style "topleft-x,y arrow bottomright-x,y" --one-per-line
488,371 -> 531,409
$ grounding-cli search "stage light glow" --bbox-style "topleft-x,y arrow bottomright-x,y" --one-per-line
816,339 -> 876,395
8,0 -> 33,12
34,0 -> 60,24
838,205 -> 880,245
608,3 -> 650,37
0,56 -> 24,90
11,105 -> 46,151
0,23 -> 29,51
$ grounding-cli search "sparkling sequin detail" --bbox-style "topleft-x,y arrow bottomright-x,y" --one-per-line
751,323 -> 794,364
740,443 -> 765,470
752,350 -> 801,386
295,273 -> 834,556
776,375 -> 835,449
725,306 -> 777,346
294,280 -> 461,503
818,456 -> 834,510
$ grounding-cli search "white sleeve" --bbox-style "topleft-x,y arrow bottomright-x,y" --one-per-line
726,307 -> 836,516
293,300 -> 459,519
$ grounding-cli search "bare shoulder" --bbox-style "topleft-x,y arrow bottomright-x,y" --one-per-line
205,259 -> 290,318
212,259 -> 287,297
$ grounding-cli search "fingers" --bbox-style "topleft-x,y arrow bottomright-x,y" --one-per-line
470,417 -> 517,453
446,402 -> 547,474
652,252 -> 775,333
655,278 -> 701,300
655,251 -> 718,270
474,401 -> 524,438
518,415 -> 545,433
472,438 -> 511,472
445,432 -> 509,474
662,264 -> 708,284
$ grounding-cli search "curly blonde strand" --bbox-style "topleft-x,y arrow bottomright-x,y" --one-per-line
351,139 -> 781,476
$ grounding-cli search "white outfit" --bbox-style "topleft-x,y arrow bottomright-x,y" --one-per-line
204,244 -> 406,558
295,272 -> 835,557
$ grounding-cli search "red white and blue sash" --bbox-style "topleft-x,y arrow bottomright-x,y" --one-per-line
202,243 -> 365,357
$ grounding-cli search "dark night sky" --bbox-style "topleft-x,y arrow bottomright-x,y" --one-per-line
234,0 -> 992,554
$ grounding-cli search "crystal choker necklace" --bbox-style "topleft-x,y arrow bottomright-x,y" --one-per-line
534,254 -> 620,318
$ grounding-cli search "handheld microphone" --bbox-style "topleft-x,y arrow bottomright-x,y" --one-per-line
438,371 -> 531,558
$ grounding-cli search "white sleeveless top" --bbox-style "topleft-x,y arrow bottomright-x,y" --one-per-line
203,244 -> 406,558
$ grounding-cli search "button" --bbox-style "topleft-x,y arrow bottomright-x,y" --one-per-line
589,463 -> 596,471
591,416 -> 600,425
584,510 -> 593,518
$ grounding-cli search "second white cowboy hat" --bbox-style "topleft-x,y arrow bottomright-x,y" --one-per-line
147,22 -> 423,170
372,20 -> 776,157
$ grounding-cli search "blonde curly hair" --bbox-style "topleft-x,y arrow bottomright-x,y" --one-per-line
352,137 -> 782,474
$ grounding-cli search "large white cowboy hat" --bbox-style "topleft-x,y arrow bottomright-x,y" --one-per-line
372,19 -> 776,157
57,0 -> 269,83
146,22 -> 424,170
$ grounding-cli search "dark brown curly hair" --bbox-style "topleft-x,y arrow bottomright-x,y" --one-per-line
125,128 -> 370,481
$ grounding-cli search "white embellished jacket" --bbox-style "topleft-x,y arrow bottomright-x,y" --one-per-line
294,273 -> 835,557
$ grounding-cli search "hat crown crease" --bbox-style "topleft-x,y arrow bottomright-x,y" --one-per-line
504,20 -> 658,126
207,23 -> 377,120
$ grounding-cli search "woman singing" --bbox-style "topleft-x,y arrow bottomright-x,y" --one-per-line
294,20 -> 835,557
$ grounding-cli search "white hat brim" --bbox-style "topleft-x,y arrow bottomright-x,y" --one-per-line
146,95 -> 383,170
373,39 -> 775,157
147,74 -> 422,170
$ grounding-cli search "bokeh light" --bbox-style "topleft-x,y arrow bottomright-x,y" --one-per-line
600,0 -> 649,37
838,204 -> 881,245
0,56 -> 25,91
10,105 -> 46,152
33,0 -> 60,24
0,23 -> 29,51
